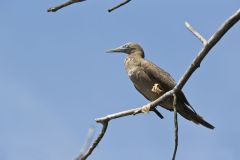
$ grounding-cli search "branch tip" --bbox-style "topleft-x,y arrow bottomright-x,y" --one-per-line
76,122 -> 108,160
185,21 -> 207,45
108,0 -> 131,12
47,0 -> 86,12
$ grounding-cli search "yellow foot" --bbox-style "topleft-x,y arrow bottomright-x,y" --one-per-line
133,104 -> 153,115
141,103 -> 151,113
151,83 -> 162,95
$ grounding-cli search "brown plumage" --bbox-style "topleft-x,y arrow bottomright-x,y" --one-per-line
107,42 -> 214,129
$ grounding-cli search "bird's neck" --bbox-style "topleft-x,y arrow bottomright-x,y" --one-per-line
129,51 -> 144,58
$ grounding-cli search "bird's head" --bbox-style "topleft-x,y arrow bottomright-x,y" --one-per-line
107,42 -> 145,58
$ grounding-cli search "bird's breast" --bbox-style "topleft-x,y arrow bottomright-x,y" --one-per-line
124,57 -> 173,109
124,57 -> 159,97
124,57 -> 141,78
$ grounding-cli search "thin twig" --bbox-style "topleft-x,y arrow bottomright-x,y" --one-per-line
108,0 -> 131,12
172,94 -> 178,160
75,127 -> 94,159
47,0 -> 86,12
76,122 -> 109,160
77,9 -> 240,160
185,22 -> 207,45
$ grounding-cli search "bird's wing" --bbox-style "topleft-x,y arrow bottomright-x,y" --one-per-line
141,59 -> 197,113
133,84 -> 151,101
141,59 -> 176,91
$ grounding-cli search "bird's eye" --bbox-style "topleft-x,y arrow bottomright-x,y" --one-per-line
123,44 -> 129,48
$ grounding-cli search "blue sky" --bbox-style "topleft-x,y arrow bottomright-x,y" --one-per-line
0,1 -> 240,160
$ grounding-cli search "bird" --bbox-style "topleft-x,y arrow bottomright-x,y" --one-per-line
107,42 -> 214,129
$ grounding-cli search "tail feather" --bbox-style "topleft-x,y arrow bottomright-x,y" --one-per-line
178,104 -> 214,129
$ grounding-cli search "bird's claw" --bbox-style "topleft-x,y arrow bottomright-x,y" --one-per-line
151,83 -> 162,94
141,103 -> 151,113
133,104 -> 152,115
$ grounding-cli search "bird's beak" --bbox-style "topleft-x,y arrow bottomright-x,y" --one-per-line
106,45 -> 129,53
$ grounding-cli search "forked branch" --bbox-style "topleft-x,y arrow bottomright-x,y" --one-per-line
75,127 -> 94,160
76,122 -> 108,160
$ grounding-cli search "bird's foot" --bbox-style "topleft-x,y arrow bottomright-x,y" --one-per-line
133,104 -> 164,119
151,83 -> 162,95
141,103 -> 152,113
133,104 -> 152,115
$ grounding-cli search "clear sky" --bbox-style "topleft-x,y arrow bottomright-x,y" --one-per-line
0,1 -> 240,160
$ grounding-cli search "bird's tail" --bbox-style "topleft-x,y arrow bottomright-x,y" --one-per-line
178,104 -> 214,129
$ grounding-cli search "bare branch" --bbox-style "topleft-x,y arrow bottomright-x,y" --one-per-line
185,22 -> 207,45
47,0 -> 86,12
172,94 -> 178,160
76,122 -> 108,160
77,9 -> 240,159
108,0 -> 131,12
96,107 -> 142,123
75,127 -> 94,159
47,0 -> 131,13
176,9 -> 240,91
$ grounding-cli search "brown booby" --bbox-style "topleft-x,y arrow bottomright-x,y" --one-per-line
107,42 -> 214,129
